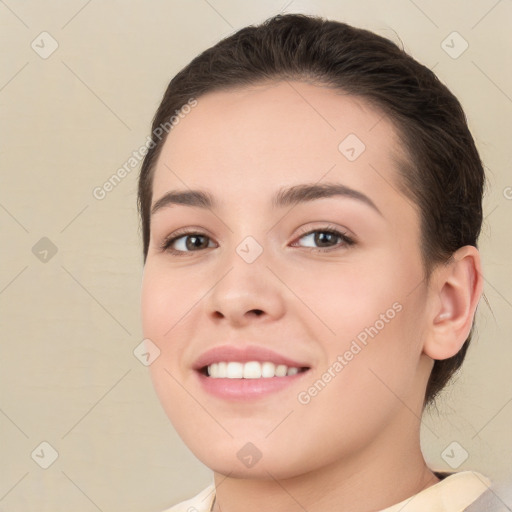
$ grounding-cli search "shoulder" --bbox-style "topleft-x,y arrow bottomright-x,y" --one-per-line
461,474 -> 510,512
435,471 -> 508,512
160,484 -> 216,512
428,470 -> 500,511
382,470 -> 500,511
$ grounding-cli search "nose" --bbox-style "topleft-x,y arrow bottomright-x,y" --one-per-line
206,252 -> 286,328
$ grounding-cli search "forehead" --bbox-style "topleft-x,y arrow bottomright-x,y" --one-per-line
152,80 -> 408,212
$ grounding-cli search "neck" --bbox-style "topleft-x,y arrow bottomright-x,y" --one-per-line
212,412 -> 439,512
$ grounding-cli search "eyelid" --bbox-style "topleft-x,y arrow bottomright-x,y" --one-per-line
293,222 -> 354,240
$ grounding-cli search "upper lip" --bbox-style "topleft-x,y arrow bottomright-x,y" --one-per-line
192,345 -> 310,371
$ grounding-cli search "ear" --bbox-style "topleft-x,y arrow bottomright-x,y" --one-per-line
422,245 -> 484,360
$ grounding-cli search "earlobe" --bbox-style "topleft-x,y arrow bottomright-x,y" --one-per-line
423,246 -> 484,361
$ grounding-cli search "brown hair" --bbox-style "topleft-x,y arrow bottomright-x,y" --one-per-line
137,13 -> 485,406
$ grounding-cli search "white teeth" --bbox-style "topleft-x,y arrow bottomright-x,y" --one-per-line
243,361 -> 261,379
217,361 -> 227,378
261,362 -> 276,378
226,362 -> 244,378
275,364 -> 287,377
206,361 -> 302,379
209,363 -> 218,377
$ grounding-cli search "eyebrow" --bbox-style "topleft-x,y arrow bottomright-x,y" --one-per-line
151,182 -> 382,216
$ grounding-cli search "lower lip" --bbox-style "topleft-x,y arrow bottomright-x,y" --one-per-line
196,370 -> 310,400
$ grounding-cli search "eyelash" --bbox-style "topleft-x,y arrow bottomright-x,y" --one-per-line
159,224 -> 355,256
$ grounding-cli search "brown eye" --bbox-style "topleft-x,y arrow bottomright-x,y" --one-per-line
162,232 -> 215,254
292,227 -> 355,252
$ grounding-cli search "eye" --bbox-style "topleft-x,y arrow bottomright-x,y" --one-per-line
291,225 -> 355,252
160,229 -> 216,255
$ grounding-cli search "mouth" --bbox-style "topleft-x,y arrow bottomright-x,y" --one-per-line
200,361 -> 310,379
193,345 -> 312,400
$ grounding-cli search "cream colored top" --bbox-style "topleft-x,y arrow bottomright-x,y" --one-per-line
162,471 -> 494,512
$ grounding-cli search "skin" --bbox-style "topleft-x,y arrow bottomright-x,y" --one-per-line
140,80 -> 483,512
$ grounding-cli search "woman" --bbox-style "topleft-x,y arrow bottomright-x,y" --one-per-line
137,13 -> 498,511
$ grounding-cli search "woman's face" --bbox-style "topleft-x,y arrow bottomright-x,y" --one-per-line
141,81 -> 435,478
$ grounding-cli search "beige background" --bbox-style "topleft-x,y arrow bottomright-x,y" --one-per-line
1,0 -> 511,510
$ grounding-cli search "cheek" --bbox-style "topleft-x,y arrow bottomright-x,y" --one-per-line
289,254 -> 404,341
292,252 -> 424,398
291,309 -> 421,453
141,270 -> 166,341
141,262 -> 193,338
140,263 -> 194,384
141,265 -> 194,427
328,296 -> 427,432
140,260 -> 213,388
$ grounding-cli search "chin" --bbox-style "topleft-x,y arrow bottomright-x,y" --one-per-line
182,435 -> 321,481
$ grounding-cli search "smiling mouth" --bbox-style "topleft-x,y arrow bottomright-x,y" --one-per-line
200,361 -> 310,379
